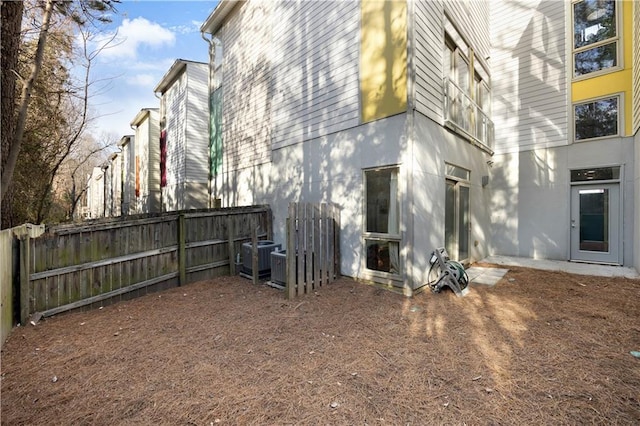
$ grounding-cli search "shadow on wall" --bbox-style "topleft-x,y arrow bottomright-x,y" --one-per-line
491,0 -> 566,259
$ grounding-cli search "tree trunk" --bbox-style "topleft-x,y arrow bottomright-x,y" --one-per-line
0,0 -> 24,227
1,0 -> 54,201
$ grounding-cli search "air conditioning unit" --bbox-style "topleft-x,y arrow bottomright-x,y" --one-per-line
241,240 -> 281,278
270,249 -> 287,286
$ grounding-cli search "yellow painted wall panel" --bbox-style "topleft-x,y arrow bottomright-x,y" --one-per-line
360,0 -> 407,123
572,1 -> 633,136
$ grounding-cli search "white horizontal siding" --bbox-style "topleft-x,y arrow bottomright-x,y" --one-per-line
185,63 -> 210,183
491,0 -> 568,154
220,0 -> 273,171
164,72 -> 187,187
414,0 -> 443,122
444,0 -> 491,61
271,0 -> 359,150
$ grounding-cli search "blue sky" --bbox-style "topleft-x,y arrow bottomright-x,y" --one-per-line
87,0 -> 218,139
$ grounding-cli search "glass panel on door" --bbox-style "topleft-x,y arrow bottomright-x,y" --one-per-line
579,188 -> 609,252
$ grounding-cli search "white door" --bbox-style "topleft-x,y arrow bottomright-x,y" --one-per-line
570,184 -> 620,264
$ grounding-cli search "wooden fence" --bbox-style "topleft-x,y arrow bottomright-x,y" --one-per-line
1,224 -> 46,347
18,206 -> 271,324
286,202 -> 340,298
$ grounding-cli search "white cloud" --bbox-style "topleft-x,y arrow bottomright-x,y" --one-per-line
99,17 -> 175,60
126,73 -> 157,87
170,20 -> 203,35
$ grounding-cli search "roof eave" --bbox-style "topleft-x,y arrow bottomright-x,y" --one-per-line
200,0 -> 242,35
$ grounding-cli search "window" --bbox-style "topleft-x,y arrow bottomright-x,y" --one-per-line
442,19 -> 493,149
572,0 -> 619,77
445,164 -> 470,262
364,167 -> 400,275
574,95 -> 619,140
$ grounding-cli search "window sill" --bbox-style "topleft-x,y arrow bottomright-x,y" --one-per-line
572,65 -> 623,82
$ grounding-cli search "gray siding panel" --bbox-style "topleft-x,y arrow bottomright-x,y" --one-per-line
185,63 -> 210,183
220,1 -> 273,171
414,0 -> 443,122
491,0 -> 568,154
271,0 -> 359,150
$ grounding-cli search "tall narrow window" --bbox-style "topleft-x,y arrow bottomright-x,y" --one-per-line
572,0 -> 619,77
445,164 -> 470,262
364,167 -> 400,275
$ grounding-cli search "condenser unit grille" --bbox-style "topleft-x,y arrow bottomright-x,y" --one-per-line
270,250 -> 287,285
241,241 -> 281,277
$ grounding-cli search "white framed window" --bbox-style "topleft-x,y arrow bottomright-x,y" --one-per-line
363,167 -> 400,275
572,0 -> 620,78
445,164 -> 470,263
574,95 -> 620,141
442,17 -> 493,150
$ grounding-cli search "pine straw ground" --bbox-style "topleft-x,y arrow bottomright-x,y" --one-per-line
2,265 -> 640,425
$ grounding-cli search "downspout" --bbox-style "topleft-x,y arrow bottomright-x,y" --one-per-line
201,31 -> 221,208
154,91 -> 164,211
405,0 -> 416,295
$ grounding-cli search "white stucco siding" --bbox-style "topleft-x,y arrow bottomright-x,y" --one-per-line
491,0 -> 568,154
414,0 -> 443,122
271,0 -> 360,150
219,1 -> 273,171
185,63 -> 210,183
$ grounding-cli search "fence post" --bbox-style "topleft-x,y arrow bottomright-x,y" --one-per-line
178,213 -> 186,286
251,224 -> 258,284
19,234 -> 31,325
286,204 -> 295,299
227,217 -> 236,275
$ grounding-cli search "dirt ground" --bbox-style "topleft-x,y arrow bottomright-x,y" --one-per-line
2,264 -> 640,425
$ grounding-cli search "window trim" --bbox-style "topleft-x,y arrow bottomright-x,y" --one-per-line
573,93 -> 623,142
571,0 -> 622,80
362,166 -> 402,279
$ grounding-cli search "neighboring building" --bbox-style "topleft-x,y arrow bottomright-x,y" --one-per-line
109,151 -> 122,217
154,59 -> 210,212
118,135 -> 135,216
102,151 -> 122,217
491,0 -> 639,269
86,166 -> 105,219
101,159 -> 113,217
130,108 -> 161,214
201,0 -> 640,293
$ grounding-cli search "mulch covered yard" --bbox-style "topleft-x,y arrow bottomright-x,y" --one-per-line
2,265 -> 640,424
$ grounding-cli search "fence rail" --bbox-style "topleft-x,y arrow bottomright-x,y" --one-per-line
286,203 -> 340,298
19,206 -> 271,324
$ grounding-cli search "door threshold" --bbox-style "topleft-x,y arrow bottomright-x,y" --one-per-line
568,259 -> 622,267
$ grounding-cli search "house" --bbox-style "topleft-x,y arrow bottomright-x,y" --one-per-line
153,59 -> 210,212
201,0 -> 640,294
86,166 -> 105,219
109,151 -> 122,217
130,108 -> 161,214
118,135 -> 135,216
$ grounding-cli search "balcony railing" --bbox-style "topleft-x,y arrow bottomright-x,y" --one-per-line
443,77 -> 494,153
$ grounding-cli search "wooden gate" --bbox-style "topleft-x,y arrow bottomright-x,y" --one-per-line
286,203 -> 340,298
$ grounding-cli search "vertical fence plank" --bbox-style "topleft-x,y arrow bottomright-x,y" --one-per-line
331,205 -> 342,279
251,224 -> 258,285
304,203 -> 313,294
227,217 -> 236,275
328,204 -> 335,284
178,213 -> 186,286
296,203 -> 305,296
286,204 -> 295,299
19,235 -> 31,325
313,204 -> 321,289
